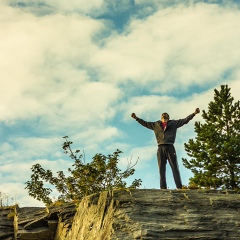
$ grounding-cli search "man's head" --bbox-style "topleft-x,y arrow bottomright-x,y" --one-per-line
161,112 -> 170,122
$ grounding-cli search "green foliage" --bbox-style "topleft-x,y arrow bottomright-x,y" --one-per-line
25,137 -> 142,205
182,85 -> 240,190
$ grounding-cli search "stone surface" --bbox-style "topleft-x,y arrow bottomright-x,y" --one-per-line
14,204 -> 76,240
0,207 -> 15,240
1,189 -> 240,240
55,189 -> 240,240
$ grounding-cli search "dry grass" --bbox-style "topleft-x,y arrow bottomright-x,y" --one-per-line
7,211 -> 16,219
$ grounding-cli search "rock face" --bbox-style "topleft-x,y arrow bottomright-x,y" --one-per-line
14,204 -> 76,240
1,189 -> 240,240
0,207 -> 15,240
55,189 -> 240,240
15,207 -> 54,240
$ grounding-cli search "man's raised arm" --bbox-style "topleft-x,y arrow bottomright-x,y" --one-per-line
175,108 -> 200,128
131,113 -> 155,130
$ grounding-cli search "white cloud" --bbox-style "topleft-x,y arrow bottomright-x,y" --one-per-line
0,182 -> 44,207
128,145 -> 156,168
121,79 -> 239,123
0,158 -> 71,182
0,1 -> 240,206
0,159 -> 74,206
71,125 -> 123,154
90,3 -> 240,93
0,6 -> 122,132
33,81 -> 122,134
228,71 -> 240,98
121,95 -> 174,121
1,2 -> 239,127
0,142 -> 13,152
0,137 -> 62,164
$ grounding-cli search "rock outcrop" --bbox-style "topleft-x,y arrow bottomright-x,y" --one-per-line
14,203 -> 76,240
1,189 -> 240,240
55,189 -> 240,240
0,206 -> 15,240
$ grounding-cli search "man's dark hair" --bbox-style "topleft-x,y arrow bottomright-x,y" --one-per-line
162,112 -> 170,120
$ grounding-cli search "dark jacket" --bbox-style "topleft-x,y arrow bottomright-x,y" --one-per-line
136,113 -> 195,145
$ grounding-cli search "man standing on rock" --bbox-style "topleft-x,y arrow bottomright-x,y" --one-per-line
131,108 -> 200,189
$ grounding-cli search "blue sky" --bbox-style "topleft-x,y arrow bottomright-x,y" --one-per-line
0,0 -> 240,207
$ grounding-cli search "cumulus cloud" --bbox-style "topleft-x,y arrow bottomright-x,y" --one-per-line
0,182 -> 42,207
127,145 -> 156,168
0,1 -> 240,206
121,79 -> 239,124
0,6 -> 121,132
1,2 -> 239,127
90,3 -> 240,94
0,137 -> 63,163
0,158 -> 73,206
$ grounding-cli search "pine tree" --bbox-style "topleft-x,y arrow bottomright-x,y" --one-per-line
182,85 -> 240,190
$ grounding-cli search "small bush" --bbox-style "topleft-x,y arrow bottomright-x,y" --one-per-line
25,136 -> 142,206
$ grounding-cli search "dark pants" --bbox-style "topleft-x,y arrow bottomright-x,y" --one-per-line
157,144 -> 182,189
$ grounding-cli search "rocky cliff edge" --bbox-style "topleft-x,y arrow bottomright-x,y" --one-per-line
1,189 -> 240,240
55,189 -> 240,240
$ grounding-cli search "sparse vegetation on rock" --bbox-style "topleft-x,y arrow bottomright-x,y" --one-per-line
25,136 -> 142,205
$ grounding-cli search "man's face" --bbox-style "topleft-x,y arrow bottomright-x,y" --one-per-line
161,112 -> 169,121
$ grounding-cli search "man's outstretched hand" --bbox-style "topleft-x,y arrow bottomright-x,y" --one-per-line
131,113 -> 137,119
194,108 -> 200,115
